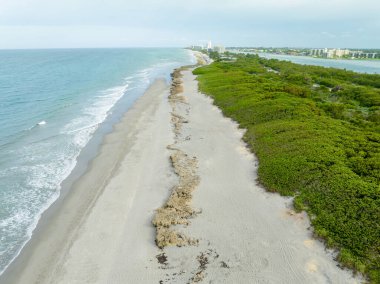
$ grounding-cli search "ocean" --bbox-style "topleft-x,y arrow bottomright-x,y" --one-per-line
0,48 -> 195,274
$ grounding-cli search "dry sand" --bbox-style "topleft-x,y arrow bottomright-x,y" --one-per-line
1,66 -> 363,283
154,69 -> 363,283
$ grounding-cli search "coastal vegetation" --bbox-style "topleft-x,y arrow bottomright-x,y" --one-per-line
193,55 -> 380,283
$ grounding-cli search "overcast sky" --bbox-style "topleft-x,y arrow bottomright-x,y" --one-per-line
0,0 -> 379,49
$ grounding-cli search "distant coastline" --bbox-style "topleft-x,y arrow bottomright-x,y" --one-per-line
233,51 -> 380,74
228,47 -> 380,61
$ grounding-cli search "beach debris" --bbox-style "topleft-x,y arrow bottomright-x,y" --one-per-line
152,150 -> 200,248
156,253 -> 168,265
188,249 -> 220,284
220,261 -> 230,268
171,113 -> 187,136
169,69 -> 187,106
152,68 -> 201,249
170,69 -> 184,98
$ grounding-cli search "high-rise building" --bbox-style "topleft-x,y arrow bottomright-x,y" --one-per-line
310,48 -> 350,58
207,40 -> 212,50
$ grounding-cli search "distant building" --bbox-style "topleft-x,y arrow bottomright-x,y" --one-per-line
213,45 -> 226,53
207,40 -> 212,50
326,49 -> 335,58
309,48 -> 325,57
364,53 -> 377,59
334,48 -> 350,57
349,51 -> 379,59
191,41 -> 227,54
310,48 -> 350,58
191,45 -> 204,51
312,48 -> 380,59
349,51 -> 363,58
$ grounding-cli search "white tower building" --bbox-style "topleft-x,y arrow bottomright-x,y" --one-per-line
207,40 -> 212,50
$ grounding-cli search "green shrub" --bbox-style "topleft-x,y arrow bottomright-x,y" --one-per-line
194,55 -> 380,282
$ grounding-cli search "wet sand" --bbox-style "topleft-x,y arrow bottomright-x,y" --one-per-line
1,79 -> 176,283
1,65 -> 362,283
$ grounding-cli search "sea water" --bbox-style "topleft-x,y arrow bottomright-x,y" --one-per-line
0,48 -> 195,274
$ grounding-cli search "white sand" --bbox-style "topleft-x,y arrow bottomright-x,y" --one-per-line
157,69 -> 362,283
2,69 -> 362,284
3,79 -> 176,283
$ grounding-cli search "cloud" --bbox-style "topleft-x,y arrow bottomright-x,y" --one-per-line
1,0 -> 379,25
0,0 -> 379,48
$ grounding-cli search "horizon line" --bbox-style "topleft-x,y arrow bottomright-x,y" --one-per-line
0,46 -> 379,51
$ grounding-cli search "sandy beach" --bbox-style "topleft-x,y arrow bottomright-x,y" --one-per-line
1,62 -> 362,283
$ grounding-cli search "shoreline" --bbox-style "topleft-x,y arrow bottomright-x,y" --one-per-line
1,53 -> 362,283
237,52 -> 380,74
0,49 -> 196,280
0,78 -> 174,283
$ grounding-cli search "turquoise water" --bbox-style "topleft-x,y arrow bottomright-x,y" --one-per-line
0,48 -> 194,274
257,53 -> 380,74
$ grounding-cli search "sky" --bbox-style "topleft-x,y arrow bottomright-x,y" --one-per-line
0,0 -> 379,49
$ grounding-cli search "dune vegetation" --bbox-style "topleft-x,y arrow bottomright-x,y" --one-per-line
194,54 -> 380,282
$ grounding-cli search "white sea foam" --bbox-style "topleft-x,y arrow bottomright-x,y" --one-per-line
0,49 -> 194,276
0,82 -> 131,276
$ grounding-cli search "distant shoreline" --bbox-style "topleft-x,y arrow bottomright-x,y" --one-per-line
250,52 -> 380,74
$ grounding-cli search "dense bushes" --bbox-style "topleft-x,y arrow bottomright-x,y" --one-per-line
194,56 -> 380,282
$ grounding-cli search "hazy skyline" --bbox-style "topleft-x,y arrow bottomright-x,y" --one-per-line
0,0 -> 379,49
